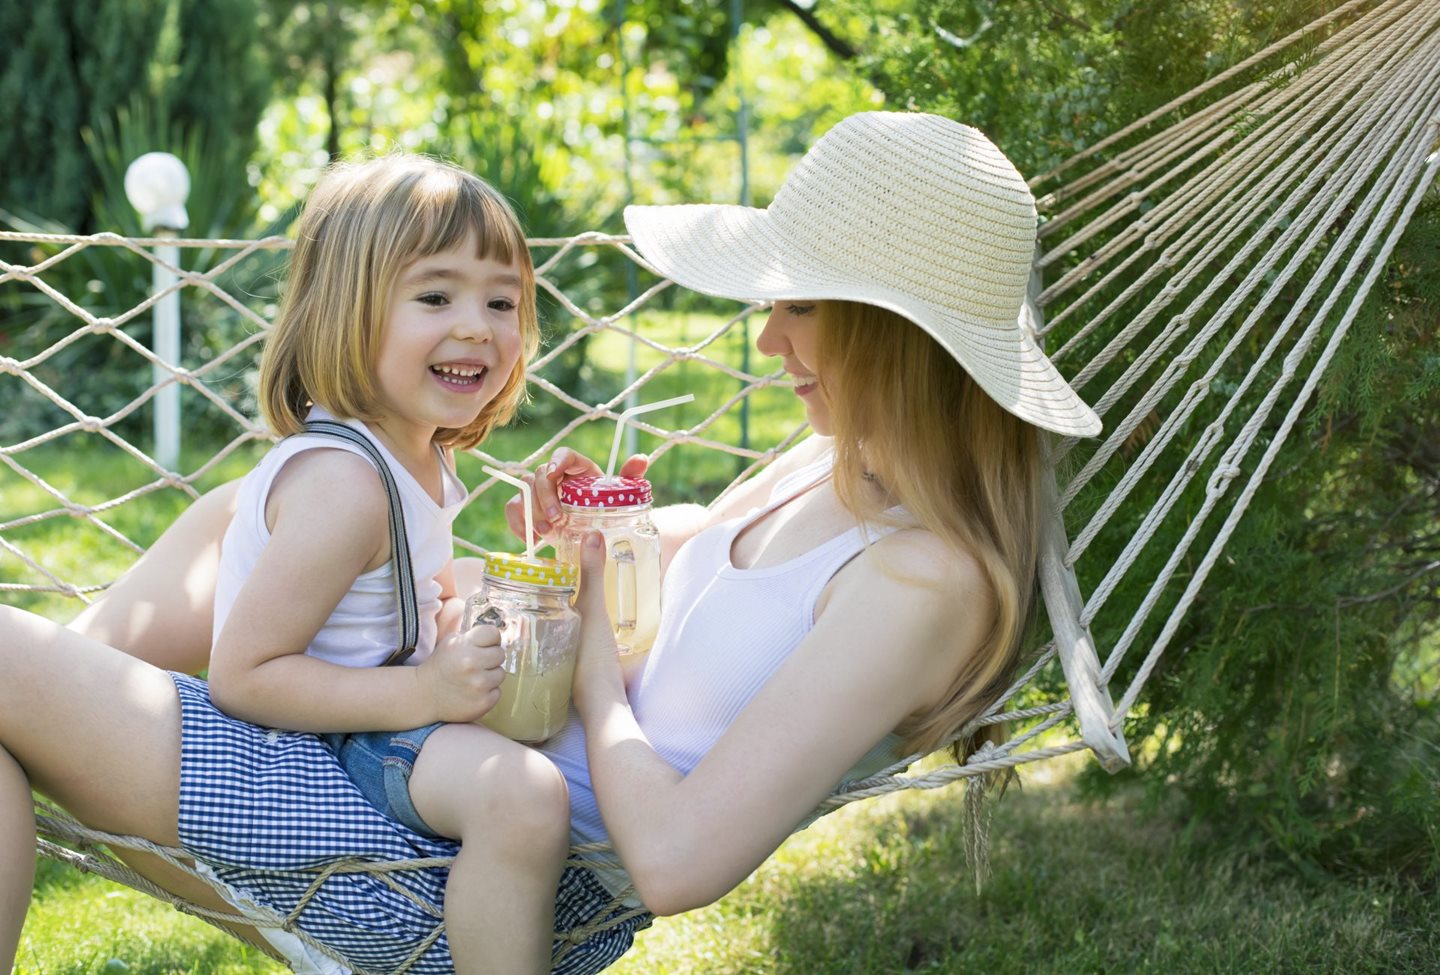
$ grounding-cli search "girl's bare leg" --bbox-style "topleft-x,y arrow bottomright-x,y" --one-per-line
67,480 -> 240,673
408,724 -> 571,975
0,604 -> 270,967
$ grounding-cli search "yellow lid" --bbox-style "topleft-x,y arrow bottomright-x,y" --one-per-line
483,552 -> 578,589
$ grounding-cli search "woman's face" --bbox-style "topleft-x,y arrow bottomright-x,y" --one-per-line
757,302 -> 832,435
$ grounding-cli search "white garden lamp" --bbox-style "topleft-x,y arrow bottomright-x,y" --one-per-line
124,152 -> 189,472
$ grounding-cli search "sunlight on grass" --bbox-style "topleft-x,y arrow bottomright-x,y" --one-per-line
18,758 -> 1437,973
612,754 -> 1438,974
0,443 -> 264,620
17,861 -> 283,975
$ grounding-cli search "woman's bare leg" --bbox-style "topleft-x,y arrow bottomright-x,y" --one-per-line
0,744 -> 34,969
0,603 -> 269,966
67,480 -> 240,673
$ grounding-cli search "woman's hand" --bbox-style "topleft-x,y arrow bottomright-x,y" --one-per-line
569,530 -> 625,707
504,447 -> 649,545
416,624 -> 506,723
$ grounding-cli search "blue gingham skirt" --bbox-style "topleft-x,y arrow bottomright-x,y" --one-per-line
171,674 -> 649,974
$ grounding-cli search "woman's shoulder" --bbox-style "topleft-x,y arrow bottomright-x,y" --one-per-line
853,526 -> 993,616
779,433 -> 834,472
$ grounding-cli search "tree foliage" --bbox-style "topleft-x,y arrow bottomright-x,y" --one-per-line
804,0 -> 1440,878
0,0 -> 269,231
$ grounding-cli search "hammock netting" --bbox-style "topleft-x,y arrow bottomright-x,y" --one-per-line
2,0 -> 1438,969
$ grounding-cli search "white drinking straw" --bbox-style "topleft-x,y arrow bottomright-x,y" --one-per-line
483,464 -> 541,560
606,394 -> 696,477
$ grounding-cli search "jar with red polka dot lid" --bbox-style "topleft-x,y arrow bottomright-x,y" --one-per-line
554,474 -> 661,658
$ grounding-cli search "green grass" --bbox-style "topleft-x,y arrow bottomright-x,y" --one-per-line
16,858 -> 282,975
18,764 -> 1438,974
0,442 -> 266,620
610,761 -> 1438,974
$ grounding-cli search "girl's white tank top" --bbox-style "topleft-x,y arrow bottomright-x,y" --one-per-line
212,406 -> 466,669
540,446 -> 907,898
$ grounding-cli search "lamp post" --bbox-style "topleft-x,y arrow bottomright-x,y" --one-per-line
124,152 -> 190,472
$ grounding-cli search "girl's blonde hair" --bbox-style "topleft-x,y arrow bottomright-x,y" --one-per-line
260,154 -> 538,450
817,300 -> 1045,760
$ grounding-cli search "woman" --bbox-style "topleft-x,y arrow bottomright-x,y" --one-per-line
1,111 -> 1099,974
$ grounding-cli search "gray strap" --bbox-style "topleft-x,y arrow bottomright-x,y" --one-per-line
298,420 -> 418,667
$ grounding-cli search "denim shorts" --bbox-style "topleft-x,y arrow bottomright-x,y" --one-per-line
322,724 -> 446,837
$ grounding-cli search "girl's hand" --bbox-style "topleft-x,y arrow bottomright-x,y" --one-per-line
417,624 -> 506,723
503,447 -> 649,544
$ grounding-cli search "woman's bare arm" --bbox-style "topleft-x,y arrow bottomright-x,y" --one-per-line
569,527 -> 988,915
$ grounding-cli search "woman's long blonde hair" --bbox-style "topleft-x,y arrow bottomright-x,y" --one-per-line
260,154 -> 538,450
818,299 -> 1046,759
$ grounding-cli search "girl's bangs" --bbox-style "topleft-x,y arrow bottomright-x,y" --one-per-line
407,175 -> 529,270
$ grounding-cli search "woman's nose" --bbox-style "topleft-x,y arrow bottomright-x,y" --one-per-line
755,307 -> 788,357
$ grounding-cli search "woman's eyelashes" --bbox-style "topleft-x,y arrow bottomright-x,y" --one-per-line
785,303 -> 816,315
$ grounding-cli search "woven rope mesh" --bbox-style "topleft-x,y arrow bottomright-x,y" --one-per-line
2,0 -> 1437,967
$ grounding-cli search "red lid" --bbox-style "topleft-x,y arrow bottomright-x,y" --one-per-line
558,474 -> 653,508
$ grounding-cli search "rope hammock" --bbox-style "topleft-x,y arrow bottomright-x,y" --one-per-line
2,0 -> 1438,969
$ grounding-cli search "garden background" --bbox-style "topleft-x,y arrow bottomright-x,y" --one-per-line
1,1 -> 1437,972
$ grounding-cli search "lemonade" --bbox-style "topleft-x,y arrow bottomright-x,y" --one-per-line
482,653 -> 576,743
556,475 -> 663,657
464,553 -> 580,744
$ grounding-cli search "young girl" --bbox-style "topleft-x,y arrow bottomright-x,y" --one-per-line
3,154 -> 571,975
210,153 -> 574,974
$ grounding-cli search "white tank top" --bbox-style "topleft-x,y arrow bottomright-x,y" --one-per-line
540,448 -> 906,899
213,406 -> 467,669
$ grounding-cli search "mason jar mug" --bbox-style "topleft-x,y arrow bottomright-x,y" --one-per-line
554,474 -> 662,657
463,553 -> 580,744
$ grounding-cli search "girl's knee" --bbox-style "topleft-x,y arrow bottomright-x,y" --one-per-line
414,729 -> 569,846
486,750 -> 569,842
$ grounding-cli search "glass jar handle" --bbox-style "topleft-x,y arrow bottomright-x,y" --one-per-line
611,537 -> 636,631
464,594 -> 504,631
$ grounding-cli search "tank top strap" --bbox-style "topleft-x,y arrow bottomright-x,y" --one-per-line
724,447 -> 837,542
792,512 -> 909,613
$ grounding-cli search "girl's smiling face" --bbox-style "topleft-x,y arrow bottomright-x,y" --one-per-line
372,234 -> 525,451
757,301 -> 831,435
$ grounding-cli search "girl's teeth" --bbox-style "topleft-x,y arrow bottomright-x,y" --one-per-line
434,365 -> 481,377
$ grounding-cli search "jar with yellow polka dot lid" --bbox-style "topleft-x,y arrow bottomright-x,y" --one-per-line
462,553 -> 580,744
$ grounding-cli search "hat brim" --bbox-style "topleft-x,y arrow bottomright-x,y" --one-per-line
624,203 -> 1102,438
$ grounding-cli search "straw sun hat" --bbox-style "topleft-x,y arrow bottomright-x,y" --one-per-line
622,111 -> 1101,438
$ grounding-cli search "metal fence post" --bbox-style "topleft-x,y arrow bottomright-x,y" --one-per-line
124,152 -> 190,472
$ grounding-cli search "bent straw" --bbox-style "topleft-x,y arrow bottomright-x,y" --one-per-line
483,465 -> 540,560
605,394 -> 695,477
